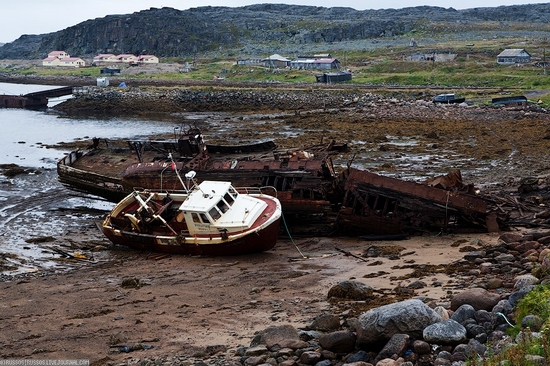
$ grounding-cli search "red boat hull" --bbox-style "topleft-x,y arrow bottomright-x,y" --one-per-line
103,217 -> 281,256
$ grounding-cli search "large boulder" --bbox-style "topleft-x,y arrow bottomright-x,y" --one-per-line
356,299 -> 442,345
327,280 -> 374,300
450,288 -> 501,311
251,325 -> 302,349
318,330 -> 356,353
423,319 -> 468,344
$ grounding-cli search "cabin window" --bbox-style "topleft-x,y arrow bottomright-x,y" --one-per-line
217,200 -> 229,213
192,213 -> 201,223
200,213 -> 210,223
208,207 -> 222,221
223,192 -> 234,205
228,187 -> 239,198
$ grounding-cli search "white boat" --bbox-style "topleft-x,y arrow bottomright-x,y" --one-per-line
101,171 -> 282,255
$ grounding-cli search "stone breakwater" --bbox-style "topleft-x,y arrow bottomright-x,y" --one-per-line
57,86 -> 363,114
54,85 -> 550,123
123,231 -> 550,366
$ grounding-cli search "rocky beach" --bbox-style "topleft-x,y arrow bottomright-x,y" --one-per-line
2,76 -> 550,365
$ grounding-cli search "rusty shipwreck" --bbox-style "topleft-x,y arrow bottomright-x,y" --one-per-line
57,130 -> 503,236
57,129 -> 345,233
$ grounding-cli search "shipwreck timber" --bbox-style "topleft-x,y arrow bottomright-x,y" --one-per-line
335,168 -> 500,235
57,130 -> 510,237
1,86 -> 74,108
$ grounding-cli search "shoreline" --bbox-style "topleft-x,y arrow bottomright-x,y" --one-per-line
3,73 -> 550,364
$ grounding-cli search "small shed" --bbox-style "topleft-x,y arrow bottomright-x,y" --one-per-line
497,49 -> 531,64
315,71 -> 352,83
100,67 -> 121,75
291,58 -> 341,70
96,77 -> 109,87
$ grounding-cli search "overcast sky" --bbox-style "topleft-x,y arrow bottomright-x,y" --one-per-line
1,0 -> 547,43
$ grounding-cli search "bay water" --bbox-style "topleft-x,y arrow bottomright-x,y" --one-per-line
0,82 -> 182,275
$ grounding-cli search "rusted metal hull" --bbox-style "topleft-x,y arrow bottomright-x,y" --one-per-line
336,168 -> 500,235
57,150 -> 127,202
57,136 -> 341,233
0,95 -> 48,108
1,86 -> 74,109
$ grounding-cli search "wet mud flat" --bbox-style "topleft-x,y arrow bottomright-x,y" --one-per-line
2,83 -> 550,362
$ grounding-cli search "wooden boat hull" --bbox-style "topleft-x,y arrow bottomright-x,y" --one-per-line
101,186 -> 282,256
102,216 -> 281,256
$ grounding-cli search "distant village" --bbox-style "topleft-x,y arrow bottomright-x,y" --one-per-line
41,47 -> 533,84
42,51 -> 160,67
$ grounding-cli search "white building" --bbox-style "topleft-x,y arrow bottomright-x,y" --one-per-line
42,50 -> 85,67
137,55 -> 159,64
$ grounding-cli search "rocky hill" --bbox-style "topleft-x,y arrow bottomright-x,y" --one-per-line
1,3 -> 550,59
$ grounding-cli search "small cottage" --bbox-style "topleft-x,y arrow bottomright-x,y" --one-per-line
497,49 -> 531,64
42,51 -> 85,67
262,54 -> 291,68
47,51 -> 69,58
137,55 -> 159,64
92,54 -> 117,65
115,54 -> 138,63
58,57 -> 86,67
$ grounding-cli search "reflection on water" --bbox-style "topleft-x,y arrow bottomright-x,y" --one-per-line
0,108 -> 180,168
0,83 -> 185,276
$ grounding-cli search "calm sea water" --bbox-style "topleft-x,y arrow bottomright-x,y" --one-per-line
0,82 -> 182,168
0,82 -> 185,275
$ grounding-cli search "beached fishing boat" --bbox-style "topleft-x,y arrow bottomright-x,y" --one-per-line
101,170 -> 282,255
57,128 -> 345,234
432,93 -> 465,104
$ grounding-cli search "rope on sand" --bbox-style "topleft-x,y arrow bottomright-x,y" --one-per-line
281,212 -> 308,259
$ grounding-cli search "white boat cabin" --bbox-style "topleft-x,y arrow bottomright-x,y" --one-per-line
178,181 -> 267,235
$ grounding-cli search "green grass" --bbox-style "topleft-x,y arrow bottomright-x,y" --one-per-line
4,36 -> 550,103
467,284 -> 550,365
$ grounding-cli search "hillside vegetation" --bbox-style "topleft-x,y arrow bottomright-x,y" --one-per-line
3,34 -> 550,106
1,3 -> 550,59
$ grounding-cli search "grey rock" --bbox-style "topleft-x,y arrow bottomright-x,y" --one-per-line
450,304 -> 476,324
253,325 -> 301,349
423,319 -> 467,344
356,299 -> 441,344
466,339 -> 487,357
524,354 -> 546,365
299,351 -> 322,365
314,360 -> 332,366
521,314 -> 544,331
309,314 -> 341,331
245,345 -> 269,356
450,288 -> 501,311
433,358 -> 452,366
513,275 -> 539,290
318,330 -> 356,354
345,350 -> 370,363
327,280 -> 374,300
433,306 -> 449,320
474,309 -> 493,324
411,339 -> 431,354
465,323 -> 485,338
244,356 -> 267,366
373,333 -> 410,364
508,285 -> 535,307
494,253 -> 515,262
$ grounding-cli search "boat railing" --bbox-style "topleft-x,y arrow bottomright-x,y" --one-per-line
236,186 -> 278,197
58,150 -> 83,167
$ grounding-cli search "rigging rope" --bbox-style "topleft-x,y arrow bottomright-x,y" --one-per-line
281,212 -> 307,259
